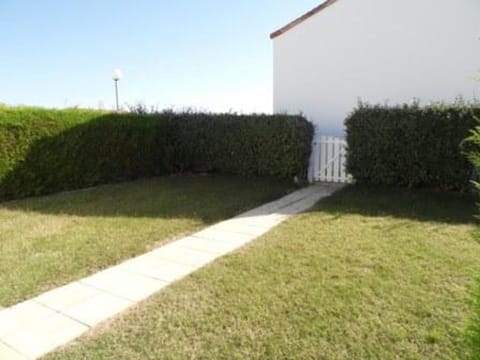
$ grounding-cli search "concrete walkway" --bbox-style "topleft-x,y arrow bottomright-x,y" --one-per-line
0,184 -> 342,359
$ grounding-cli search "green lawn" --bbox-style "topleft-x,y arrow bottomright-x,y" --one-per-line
0,175 -> 292,307
467,276 -> 480,360
44,186 -> 480,360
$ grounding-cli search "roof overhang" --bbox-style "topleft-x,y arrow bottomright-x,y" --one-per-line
270,0 -> 338,39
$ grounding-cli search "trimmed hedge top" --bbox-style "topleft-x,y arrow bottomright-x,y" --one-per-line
0,106 -> 313,200
345,103 -> 479,191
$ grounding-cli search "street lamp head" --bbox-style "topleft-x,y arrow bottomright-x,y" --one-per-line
112,69 -> 123,81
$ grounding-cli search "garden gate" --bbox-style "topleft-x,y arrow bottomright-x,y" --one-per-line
309,135 -> 352,183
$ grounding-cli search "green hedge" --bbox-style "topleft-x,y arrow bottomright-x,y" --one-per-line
345,103 -> 479,190
165,112 -> 312,178
0,106 -> 313,200
465,114 -> 480,359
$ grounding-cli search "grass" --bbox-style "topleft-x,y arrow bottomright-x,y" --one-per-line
467,276 -> 480,359
0,175 -> 292,307
44,185 -> 480,360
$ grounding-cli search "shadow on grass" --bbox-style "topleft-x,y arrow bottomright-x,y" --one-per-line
310,184 -> 477,225
0,181 -> 475,225
0,175 -> 294,223
0,113 -> 294,222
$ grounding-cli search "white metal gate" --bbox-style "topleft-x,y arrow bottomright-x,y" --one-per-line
309,135 -> 352,183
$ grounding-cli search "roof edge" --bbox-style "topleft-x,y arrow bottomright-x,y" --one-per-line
270,0 -> 339,39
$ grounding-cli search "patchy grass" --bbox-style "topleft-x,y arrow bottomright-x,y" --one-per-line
44,186 -> 480,360
0,175 -> 292,307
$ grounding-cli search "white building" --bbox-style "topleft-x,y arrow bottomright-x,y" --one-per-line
271,0 -> 480,137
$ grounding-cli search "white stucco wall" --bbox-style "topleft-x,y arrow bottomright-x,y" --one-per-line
273,0 -> 480,137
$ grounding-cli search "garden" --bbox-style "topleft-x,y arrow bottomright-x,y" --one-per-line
44,185 -> 478,360
1,103 -> 480,359
0,175 -> 293,307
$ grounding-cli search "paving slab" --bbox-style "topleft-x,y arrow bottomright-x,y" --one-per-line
1,310 -> 88,359
119,256 -> 196,283
191,228 -> 254,244
0,183 -> 342,359
175,235 -> 247,255
210,220 -> 271,236
61,292 -> 132,327
0,342 -> 27,360
149,242 -> 218,267
239,213 -> 288,226
80,267 -> 168,302
34,282 -> 101,312
0,301 -> 55,338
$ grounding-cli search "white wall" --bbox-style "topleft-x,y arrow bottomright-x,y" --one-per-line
273,0 -> 480,137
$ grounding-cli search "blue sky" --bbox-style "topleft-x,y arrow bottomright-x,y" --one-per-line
1,1 -> 319,113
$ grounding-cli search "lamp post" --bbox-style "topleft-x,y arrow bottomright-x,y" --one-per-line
112,69 -> 122,111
